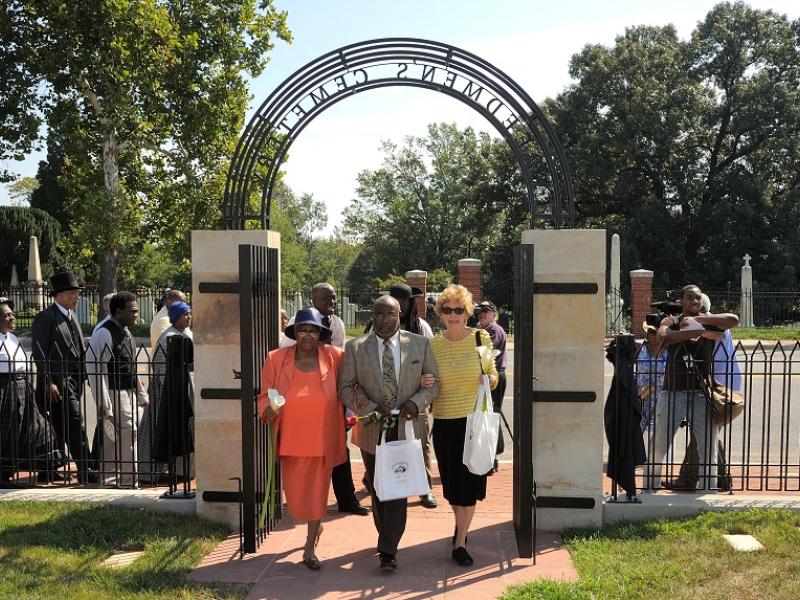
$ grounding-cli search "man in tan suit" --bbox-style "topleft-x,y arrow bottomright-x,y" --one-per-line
339,295 -> 439,571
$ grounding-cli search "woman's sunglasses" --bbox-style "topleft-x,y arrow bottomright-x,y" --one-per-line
441,306 -> 466,315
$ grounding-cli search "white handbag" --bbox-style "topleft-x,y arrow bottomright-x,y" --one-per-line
462,374 -> 500,475
374,419 -> 430,502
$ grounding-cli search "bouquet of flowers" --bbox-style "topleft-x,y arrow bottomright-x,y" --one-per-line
476,344 -> 500,374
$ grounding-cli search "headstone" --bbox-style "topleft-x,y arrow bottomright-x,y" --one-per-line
741,254 -> 754,328
607,234 -> 622,331
27,236 -> 42,282
10,265 -> 19,286
292,291 -> 303,318
24,236 -> 44,311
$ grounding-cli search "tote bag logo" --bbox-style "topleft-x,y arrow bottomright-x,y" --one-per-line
392,462 -> 409,474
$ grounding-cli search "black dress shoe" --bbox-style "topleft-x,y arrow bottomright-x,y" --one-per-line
452,546 -> 473,566
379,552 -> 397,571
79,470 -> 100,485
419,493 -> 438,509
338,502 -> 369,516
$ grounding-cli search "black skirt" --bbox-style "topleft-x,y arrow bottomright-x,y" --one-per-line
432,417 -> 487,507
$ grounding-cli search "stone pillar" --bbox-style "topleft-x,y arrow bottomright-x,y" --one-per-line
630,269 -> 654,336
192,230 -> 281,527
741,254 -> 754,328
458,259 -> 481,303
405,269 -> 428,317
522,229 -> 605,531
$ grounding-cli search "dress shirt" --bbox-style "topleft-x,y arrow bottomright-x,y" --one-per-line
92,314 -> 111,335
0,331 -> 26,373
375,330 -> 401,384
418,318 -> 433,338
54,301 -> 71,320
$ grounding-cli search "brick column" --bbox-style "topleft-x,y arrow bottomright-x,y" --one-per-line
630,269 -> 654,336
405,269 -> 427,316
458,259 -> 482,303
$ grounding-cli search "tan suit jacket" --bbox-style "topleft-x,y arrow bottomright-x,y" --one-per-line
339,331 -> 439,453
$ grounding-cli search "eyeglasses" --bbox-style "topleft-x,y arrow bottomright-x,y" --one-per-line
295,330 -> 320,337
441,306 -> 466,315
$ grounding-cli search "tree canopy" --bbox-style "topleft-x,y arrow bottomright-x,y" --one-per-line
548,1 -> 800,290
1,0 -> 291,296
342,123 -> 511,290
0,206 -> 62,281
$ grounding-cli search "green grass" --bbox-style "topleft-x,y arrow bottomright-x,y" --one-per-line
501,509 -> 800,600
0,501 -> 246,600
734,327 -> 800,340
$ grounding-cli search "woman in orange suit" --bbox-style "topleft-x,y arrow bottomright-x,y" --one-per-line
258,308 -> 346,570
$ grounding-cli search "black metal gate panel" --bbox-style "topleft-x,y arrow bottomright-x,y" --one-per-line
239,244 -> 281,553
513,244 -> 536,559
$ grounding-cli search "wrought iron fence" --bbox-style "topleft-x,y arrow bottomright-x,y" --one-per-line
606,286 -> 627,335
0,333 -> 194,492
606,333 -> 800,498
654,289 -> 800,328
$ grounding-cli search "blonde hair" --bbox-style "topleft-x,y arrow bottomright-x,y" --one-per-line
435,284 -> 474,317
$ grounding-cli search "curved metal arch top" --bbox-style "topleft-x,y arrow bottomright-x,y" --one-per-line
224,37 -> 575,230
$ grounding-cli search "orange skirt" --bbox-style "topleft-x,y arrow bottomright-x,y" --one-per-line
281,456 -> 331,521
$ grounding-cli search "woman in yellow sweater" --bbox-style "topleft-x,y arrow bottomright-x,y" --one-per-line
430,284 -> 498,566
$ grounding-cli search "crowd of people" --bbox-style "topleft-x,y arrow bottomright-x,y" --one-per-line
0,271 -> 194,487
258,282 -> 509,571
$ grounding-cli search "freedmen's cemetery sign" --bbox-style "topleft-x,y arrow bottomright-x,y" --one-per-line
274,63 -> 523,138
223,38 -> 575,231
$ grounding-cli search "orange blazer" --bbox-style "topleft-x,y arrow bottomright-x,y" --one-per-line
257,344 -> 346,469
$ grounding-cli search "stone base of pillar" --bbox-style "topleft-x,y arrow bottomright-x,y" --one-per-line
192,229 -> 281,528
521,229 -> 605,531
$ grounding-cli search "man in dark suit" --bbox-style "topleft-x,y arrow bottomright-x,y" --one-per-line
31,271 -> 95,484
339,295 -> 439,571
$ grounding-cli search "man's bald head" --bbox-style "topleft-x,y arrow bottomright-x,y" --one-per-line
165,289 -> 186,307
372,295 -> 400,339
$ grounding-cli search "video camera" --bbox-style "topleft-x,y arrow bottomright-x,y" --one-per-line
646,289 -> 682,328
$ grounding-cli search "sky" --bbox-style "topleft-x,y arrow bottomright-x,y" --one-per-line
2,0 -> 798,235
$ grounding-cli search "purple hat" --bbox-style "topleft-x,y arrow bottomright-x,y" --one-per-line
285,307 -> 331,340
168,301 -> 191,324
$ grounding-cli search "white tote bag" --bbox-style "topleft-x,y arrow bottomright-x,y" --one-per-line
374,420 -> 430,502
462,374 -> 500,475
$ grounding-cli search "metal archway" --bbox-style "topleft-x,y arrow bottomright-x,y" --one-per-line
223,37 -> 575,230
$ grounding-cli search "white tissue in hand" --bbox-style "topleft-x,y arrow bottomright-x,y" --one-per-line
268,388 -> 285,411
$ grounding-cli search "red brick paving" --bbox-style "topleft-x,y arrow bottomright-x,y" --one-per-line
191,461 -> 578,599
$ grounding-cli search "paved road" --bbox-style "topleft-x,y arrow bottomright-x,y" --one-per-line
496,346 -> 800,480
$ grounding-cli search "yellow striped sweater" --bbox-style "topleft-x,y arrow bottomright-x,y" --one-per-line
430,328 -> 498,419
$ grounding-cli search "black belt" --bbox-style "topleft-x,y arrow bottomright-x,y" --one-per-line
0,372 -> 26,382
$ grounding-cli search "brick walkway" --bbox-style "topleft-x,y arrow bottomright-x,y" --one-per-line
191,461 -> 577,600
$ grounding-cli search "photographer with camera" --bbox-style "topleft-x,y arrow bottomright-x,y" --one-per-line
650,285 -> 738,491
662,293 -> 742,491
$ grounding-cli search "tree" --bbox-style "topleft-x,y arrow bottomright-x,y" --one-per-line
268,181 -> 328,292
343,123 -> 509,289
546,2 -> 800,290
4,176 -> 38,206
0,206 -> 61,280
1,1 -> 291,298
